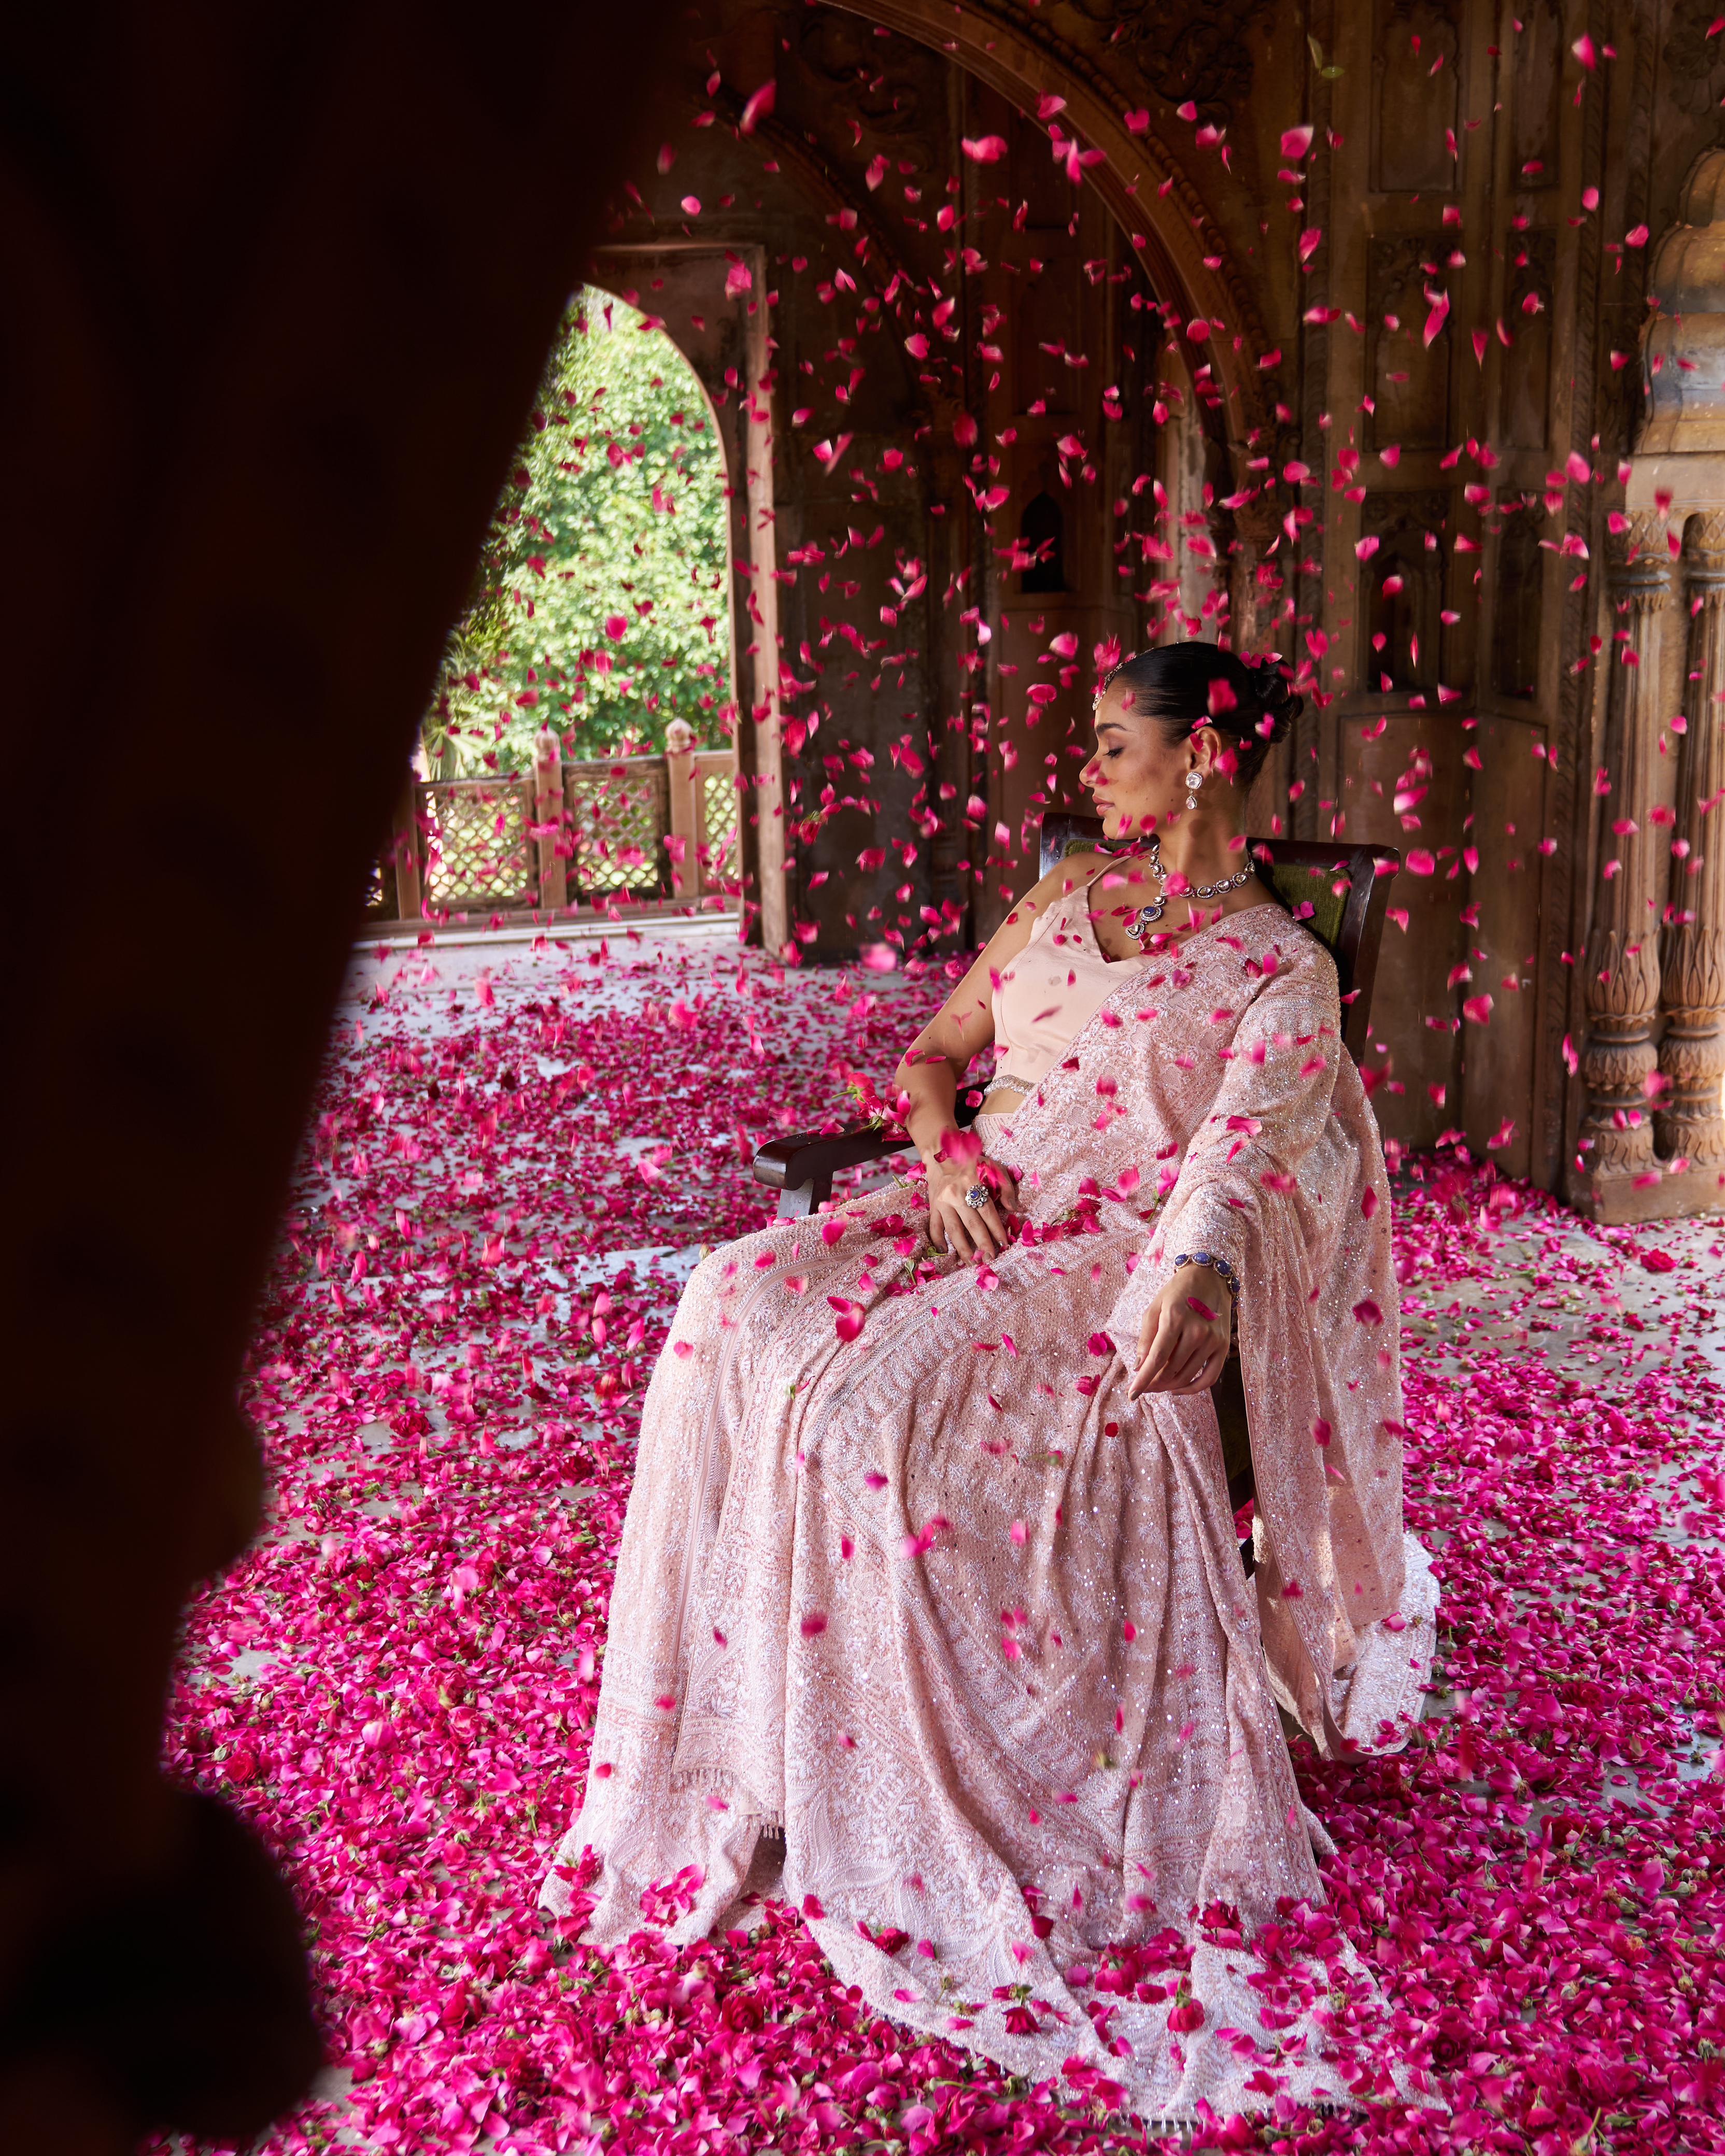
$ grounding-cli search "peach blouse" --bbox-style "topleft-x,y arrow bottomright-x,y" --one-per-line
988,869 -> 1148,1098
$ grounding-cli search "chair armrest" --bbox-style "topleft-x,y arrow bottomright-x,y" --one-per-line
752,1122 -> 914,1218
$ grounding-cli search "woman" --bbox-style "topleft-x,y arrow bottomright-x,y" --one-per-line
541,643 -> 1440,2127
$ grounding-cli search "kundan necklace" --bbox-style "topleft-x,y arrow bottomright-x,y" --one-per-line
1111,833 -> 1253,946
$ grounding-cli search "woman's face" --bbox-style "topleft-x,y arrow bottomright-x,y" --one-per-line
1079,685 -> 1223,844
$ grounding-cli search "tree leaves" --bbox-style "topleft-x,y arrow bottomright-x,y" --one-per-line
425,289 -> 731,774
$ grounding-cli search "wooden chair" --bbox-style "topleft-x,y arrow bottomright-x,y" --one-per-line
752,817 -> 1401,1569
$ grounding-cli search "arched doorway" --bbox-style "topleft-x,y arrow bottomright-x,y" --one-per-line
596,2 -> 1280,956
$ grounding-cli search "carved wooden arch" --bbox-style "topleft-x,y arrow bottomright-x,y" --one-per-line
828,0 -> 1277,466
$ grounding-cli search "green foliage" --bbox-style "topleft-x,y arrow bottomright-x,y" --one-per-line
425,288 -> 733,775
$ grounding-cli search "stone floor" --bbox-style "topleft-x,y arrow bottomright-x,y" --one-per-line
165,925 -> 1725,2148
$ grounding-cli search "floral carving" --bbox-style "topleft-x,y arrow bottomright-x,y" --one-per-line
1062,0 -> 1275,120
1663,0 -> 1725,118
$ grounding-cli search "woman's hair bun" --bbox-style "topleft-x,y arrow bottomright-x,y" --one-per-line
1097,642 -> 1300,789
1246,653 -> 1303,745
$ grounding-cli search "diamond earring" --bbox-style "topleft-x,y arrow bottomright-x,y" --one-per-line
1186,769 -> 1204,799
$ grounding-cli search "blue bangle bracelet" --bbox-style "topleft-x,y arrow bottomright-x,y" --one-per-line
1173,1250 -> 1241,1302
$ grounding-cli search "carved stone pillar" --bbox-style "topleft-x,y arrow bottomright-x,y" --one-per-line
1574,516 -> 1671,1212
1658,513 -> 1725,1168
1225,497 -> 1286,657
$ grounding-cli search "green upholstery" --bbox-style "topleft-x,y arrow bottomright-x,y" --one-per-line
1058,832 -> 1353,970
1262,857 -> 1350,962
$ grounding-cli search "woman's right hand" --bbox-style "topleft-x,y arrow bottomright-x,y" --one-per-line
925,1144 -> 1025,1261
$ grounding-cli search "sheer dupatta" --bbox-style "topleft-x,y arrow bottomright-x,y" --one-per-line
541,907 -> 1441,2127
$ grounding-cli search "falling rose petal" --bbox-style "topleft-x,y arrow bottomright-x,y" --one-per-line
1280,123 -> 1314,160
800,1611 -> 828,1638
738,79 -> 775,134
680,194 -> 701,217
1009,1519 -> 1027,1545
961,134 -> 1008,163
603,613 -> 628,641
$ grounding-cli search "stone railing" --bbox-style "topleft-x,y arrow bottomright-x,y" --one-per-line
366,725 -> 740,928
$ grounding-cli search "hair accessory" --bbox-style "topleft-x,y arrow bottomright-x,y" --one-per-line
1092,656 -> 1136,714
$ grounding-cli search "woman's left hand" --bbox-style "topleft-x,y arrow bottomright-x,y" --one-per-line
1128,1263 -> 1233,1398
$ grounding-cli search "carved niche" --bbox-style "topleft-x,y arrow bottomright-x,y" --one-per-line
1663,0 -> 1725,119
1367,235 -> 1451,451
1504,229 -> 1556,450
796,12 -> 935,147
1511,0 -> 1562,187
1062,0 -> 1276,123
1490,497 -> 1547,702
1361,491 -> 1449,694
1019,492 -> 1068,594
1374,0 -> 1462,194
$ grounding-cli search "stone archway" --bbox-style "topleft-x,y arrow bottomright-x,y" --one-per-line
811,0 -> 1289,931
585,246 -> 785,949
831,0 -> 1279,470
602,1 -> 1293,956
